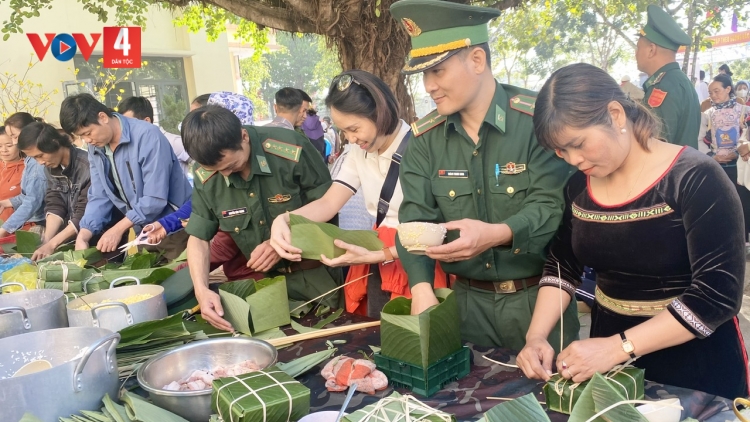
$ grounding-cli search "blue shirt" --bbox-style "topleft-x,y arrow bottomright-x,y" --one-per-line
4,157 -> 45,233
79,114 -> 192,234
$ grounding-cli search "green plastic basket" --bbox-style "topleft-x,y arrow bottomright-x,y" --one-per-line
374,346 -> 470,397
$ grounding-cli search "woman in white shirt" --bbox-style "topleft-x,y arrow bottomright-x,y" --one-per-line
270,70 -> 447,318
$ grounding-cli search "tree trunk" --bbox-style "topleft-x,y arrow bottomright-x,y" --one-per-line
691,33 -> 700,82
316,0 -> 415,122
682,1 -> 696,73
333,31 -> 414,123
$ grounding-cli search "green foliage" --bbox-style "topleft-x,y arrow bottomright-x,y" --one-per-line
239,55 -> 271,120
172,4 -> 268,54
1,0 -> 150,41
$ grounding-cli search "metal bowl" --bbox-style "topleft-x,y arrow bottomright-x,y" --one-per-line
137,337 -> 278,422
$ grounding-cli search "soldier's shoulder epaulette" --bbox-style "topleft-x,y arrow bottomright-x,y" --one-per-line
262,138 -> 303,162
411,109 -> 446,136
193,165 -> 217,184
509,94 -> 536,116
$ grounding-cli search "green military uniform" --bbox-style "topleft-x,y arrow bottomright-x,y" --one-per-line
390,0 -> 579,352
186,125 -> 342,308
639,5 -> 700,148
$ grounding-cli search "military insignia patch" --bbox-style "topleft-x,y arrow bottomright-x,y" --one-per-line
268,194 -> 292,203
256,155 -> 271,173
221,207 -> 248,218
401,18 -> 422,37
194,167 -> 217,184
647,89 -> 667,108
501,162 -> 527,175
509,95 -> 536,116
262,139 -> 302,162
411,109 -> 446,136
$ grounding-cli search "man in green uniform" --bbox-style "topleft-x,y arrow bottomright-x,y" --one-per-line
636,5 -> 700,148
182,105 -> 342,331
390,0 -> 578,351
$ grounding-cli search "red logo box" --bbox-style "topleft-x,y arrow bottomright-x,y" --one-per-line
102,27 -> 141,68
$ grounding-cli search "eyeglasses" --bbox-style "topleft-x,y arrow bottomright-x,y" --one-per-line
334,74 -> 362,91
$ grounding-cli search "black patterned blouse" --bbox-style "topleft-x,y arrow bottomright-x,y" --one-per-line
541,146 -> 749,399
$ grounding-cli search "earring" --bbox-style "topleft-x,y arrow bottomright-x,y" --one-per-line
621,128 -> 627,134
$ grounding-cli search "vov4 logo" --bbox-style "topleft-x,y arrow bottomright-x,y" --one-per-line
27,27 -> 142,69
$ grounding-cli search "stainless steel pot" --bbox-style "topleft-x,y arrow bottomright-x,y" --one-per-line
0,282 -> 69,339
137,338 -> 278,422
67,276 -> 167,332
0,327 -> 120,422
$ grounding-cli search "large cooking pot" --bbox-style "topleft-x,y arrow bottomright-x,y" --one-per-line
0,327 -> 120,422
67,276 -> 167,332
138,338 -> 278,422
0,282 -> 69,339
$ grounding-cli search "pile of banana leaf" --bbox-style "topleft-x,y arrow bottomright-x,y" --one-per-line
116,313 -> 231,380
18,392 -> 191,422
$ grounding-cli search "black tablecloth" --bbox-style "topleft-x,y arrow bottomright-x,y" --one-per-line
281,313 -> 739,421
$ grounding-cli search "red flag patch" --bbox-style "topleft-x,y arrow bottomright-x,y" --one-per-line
647,89 -> 668,108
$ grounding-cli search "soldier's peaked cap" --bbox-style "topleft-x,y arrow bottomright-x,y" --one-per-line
639,5 -> 691,51
390,0 -> 501,74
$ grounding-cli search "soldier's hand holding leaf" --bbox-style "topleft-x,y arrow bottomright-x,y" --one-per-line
270,213 -> 303,261
247,240 -> 282,272
426,219 -> 511,262
196,288 -> 234,332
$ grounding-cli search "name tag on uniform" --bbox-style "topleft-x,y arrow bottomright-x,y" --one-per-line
438,170 -> 469,178
221,207 -> 248,218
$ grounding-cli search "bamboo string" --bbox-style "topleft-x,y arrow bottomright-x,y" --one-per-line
351,394 -> 453,422
289,273 -> 372,313
558,262 -> 563,354
482,355 -> 518,369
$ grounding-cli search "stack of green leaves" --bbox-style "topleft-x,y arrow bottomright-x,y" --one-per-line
289,214 -> 383,259
56,392 -> 189,422
343,391 -> 455,422
380,288 -> 462,369
543,366 -> 644,415
3,230 -> 42,256
116,313 -> 230,379
211,366 -> 310,422
218,276 -> 291,335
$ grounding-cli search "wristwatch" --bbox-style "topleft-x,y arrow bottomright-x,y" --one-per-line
382,247 -> 395,265
619,332 -> 636,359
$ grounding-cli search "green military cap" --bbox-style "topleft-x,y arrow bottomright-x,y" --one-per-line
639,5 -> 691,51
390,0 -> 500,74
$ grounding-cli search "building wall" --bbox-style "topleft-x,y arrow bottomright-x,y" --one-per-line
0,0 -> 234,125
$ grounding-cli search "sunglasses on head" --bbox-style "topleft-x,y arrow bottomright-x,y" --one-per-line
334,74 -> 362,91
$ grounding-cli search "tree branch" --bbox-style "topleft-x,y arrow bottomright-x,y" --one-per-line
202,0 -> 319,33
486,0 -> 524,11
592,3 -> 637,49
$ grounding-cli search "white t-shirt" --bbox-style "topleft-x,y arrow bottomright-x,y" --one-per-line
160,127 -> 191,175
333,120 -> 410,229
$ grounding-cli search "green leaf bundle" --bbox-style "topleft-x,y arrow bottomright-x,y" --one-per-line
218,276 -> 291,335
211,366 -> 310,422
544,366 -> 644,415
380,288 -> 462,369
289,214 -> 383,260
568,373 -> 649,422
343,391 -> 455,422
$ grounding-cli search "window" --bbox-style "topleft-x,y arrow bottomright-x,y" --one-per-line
70,56 -> 189,133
